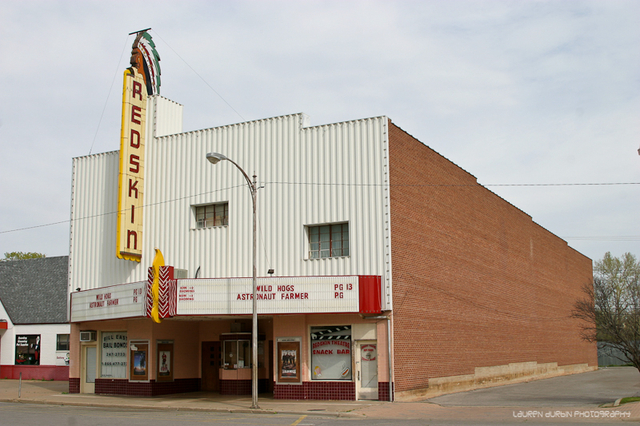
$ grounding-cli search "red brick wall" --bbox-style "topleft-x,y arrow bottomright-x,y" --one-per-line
274,382 -> 356,400
388,121 -> 596,394
94,378 -> 200,396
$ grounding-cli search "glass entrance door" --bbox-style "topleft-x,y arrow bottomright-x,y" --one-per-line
81,345 -> 96,393
356,341 -> 378,400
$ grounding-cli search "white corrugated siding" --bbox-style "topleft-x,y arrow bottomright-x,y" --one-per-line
69,150 -> 126,289
150,96 -> 183,137
70,103 -> 393,309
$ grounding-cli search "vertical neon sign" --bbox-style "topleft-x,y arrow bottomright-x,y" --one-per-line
116,30 -> 160,262
116,68 -> 146,261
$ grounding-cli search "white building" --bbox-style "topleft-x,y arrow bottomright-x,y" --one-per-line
69,96 -> 391,398
0,256 -> 70,380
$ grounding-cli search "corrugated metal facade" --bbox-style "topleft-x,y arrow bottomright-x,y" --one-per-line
69,97 -> 392,309
150,96 -> 183,138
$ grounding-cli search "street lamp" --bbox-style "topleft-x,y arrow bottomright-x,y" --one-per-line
206,152 -> 259,409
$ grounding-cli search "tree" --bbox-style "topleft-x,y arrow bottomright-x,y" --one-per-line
2,251 -> 46,261
572,252 -> 640,372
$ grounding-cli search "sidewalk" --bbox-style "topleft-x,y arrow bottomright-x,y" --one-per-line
0,379 -> 639,422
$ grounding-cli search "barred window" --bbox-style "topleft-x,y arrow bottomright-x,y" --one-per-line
196,203 -> 229,228
308,223 -> 349,259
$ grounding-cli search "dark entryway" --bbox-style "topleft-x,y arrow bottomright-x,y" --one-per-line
201,341 -> 221,391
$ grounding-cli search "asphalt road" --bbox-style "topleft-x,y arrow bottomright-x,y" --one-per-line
0,368 -> 638,425
0,403 -> 631,426
425,367 -> 640,407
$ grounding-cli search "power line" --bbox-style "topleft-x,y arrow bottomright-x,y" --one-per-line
484,182 -> 640,187
563,236 -> 640,241
88,35 -> 130,155
0,184 -> 245,235
0,220 -> 71,234
264,181 -> 640,188
150,30 -> 246,122
1,180 -> 638,235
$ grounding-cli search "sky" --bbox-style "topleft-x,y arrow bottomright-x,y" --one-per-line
0,0 -> 638,264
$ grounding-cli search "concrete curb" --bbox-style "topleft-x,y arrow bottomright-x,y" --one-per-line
0,396 -> 362,418
2,395 -> 640,421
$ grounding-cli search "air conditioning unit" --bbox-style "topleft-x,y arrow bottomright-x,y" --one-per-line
174,268 -> 188,279
79,331 -> 97,342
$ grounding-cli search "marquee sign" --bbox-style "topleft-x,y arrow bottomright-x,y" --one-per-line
70,281 -> 147,322
177,276 -> 360,315
70,274 -> 380,321
116,30 -> 161,262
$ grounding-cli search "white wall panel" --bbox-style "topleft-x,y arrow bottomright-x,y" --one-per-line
1,324 -> 70,366
70,106 -> 392,309
69,151 -> 142,291
151,96 -> 183,137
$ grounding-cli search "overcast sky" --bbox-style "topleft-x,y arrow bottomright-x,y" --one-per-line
1,0 -> 638,264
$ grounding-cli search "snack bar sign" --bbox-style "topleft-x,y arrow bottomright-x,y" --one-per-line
177,276 -> 359,315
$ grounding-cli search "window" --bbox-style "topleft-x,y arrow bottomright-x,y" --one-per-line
56,334 -> 70,351
308,223 -> 349,259
196,203 -> 229,228
15,335 -> 40,365
101,332 -> 128,379
223,339 -> 251,369
310,326 -> 352,380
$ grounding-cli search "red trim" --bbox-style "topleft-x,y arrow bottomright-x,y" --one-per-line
69,377 -> 80,393
275,382 -> 392,401
358,275 -> 382,313
274,381 -> 356,400
0,321 -> 7,329
0,365 -> 69,381
94,378 -> 200,396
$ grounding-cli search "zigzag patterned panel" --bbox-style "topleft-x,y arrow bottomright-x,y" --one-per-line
146,267 -> 154,318
146,266 -> 177,319
158,266 -> 177,318
167,279 -> 177,317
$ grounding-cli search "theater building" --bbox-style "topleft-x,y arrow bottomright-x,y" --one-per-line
67,33 -> 596,401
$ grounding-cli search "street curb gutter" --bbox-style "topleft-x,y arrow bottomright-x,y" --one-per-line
0,397 -> 362,418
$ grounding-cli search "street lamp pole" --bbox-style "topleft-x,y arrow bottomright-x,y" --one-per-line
206,152 -> 259,409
